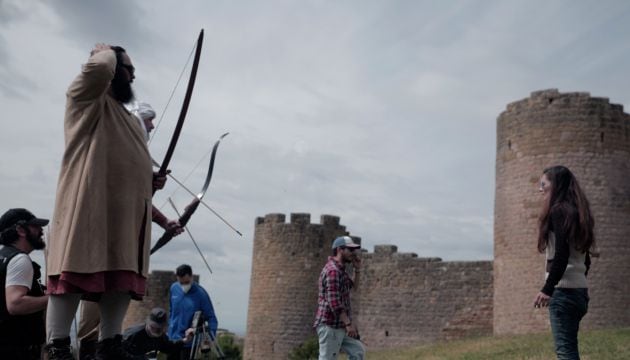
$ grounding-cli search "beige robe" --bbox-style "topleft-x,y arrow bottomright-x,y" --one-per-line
47,50 -> 153,278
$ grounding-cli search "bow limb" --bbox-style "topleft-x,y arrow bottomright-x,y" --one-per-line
196,132 -> 229,200
150,132 -> 229,254
154,29 -> 204,194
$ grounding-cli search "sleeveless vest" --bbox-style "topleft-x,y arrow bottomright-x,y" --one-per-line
0,246 -> 46,345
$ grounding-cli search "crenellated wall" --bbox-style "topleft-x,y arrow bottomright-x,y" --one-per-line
244,213 -> 352,359
143,87 -> 630,359
244,213 -> 493,359
355,245 -> 493,348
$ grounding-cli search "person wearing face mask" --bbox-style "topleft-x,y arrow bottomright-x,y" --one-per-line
0,208 -> 50,359
121,307 -> 194,358
167,264 -> 218,360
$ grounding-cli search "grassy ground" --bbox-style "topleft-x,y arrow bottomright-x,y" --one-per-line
358,327 -> 630,360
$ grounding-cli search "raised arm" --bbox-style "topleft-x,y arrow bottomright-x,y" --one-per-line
66,44 -> 117,102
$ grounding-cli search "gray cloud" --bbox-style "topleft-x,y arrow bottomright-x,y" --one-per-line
0,2 -> 37,98
46,1 -> 156,53
4,0 -> 630,335
0,0 -> 25,24
0,65 -> 38,99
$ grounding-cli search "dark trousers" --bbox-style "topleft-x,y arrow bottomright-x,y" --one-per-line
549,288 -> 589,360
0,344 -> 42,360
167,346 -> 192,360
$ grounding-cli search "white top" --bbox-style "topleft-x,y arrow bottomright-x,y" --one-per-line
545,232 -> 588,289
3,250 -> 33,289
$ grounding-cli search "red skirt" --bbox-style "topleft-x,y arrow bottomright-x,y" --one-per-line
47,271 -> 147,301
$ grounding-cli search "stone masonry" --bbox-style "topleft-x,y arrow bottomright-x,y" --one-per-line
244,213 -> 493,359
244,213 -> 350,360
355,245 -> 492,348
123,270 -> 200,330
494,89 -> 630,334
136,88 -> 629,358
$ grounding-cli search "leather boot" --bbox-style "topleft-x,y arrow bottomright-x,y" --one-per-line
94,334 -> 145,360
79,338 -> 97,360
46,337 -> 76,360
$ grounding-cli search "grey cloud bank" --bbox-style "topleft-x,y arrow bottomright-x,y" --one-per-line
2,0 -> 630,334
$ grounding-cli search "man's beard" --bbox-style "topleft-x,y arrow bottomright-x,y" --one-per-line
111,71 -> 135,104
26,231 -> 45,250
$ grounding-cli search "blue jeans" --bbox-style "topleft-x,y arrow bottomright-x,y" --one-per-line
316,325 -> 365,360
548,288 -> 589,360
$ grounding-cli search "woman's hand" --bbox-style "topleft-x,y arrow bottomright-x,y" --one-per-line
533,292 -> 550,308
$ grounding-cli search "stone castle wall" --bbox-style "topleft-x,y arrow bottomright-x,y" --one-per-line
494,89 -> 630,334
244,213 -> 350,360
355,245 -> 493,348
123,271 -> 199,330
134,88 -> 630,358
244,213 -> 493,360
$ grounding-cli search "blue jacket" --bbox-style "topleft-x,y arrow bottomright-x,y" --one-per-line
168,282 -> 218,345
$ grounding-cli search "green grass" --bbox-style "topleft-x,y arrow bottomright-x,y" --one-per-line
358,327 -> 630,360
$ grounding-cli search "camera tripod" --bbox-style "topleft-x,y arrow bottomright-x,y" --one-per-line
189,311 -> 225,360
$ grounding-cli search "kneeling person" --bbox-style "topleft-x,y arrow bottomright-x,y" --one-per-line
123,307 -> 194,358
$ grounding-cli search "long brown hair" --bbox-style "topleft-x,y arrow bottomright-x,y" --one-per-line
537,166 -> 595,254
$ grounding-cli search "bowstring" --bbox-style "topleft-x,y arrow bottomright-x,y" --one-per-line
148,37 -> 198,146
156,143 -> 215,211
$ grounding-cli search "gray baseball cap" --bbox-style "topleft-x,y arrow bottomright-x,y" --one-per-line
332,236 -> 360,249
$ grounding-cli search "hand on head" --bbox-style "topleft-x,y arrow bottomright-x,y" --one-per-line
90,43 -> 111,57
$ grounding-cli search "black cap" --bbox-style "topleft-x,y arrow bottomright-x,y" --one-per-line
0,208 -> 49,231
148,307 -> 168,326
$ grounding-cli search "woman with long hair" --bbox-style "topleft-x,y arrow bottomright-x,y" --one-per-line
533,165 -> 596,360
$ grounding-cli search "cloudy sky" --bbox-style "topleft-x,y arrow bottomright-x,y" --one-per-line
1,1 -> 629,334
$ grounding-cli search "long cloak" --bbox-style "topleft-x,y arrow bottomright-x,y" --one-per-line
47,50 -> 152,278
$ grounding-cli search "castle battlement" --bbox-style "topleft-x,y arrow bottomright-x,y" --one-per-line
245,213 -> 493,358
255,212 -> 341,227
363,244 -> 438,260
504,89 -> 625,113
495,88 -> 630,335
243,88 -> 630,359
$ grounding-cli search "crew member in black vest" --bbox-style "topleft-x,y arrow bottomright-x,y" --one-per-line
0,208 -> 49,359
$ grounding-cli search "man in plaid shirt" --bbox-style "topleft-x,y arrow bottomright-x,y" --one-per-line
313,236 -> 365,359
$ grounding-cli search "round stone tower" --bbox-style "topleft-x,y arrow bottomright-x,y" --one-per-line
244,213 -> 354,360
494,89 -> 630,334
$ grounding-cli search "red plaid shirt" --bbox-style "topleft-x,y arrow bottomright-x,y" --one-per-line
313,257 -> 354,329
